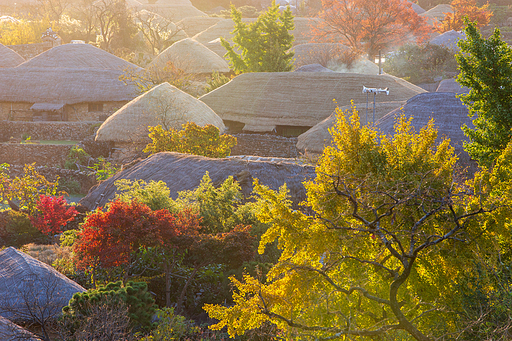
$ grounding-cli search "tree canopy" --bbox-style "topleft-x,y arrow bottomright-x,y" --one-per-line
435,0 -> 492,33
313,0 -> 431,59
204,105 -> 511,340
221,1 -> 295,73
457,21 -> 512,167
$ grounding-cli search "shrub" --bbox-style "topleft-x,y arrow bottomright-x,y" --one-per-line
139,307 -> 200,341
0,210 -> 44,247
89,156 -> 119,181
383,43 -> 458,84
144,122 -> 237,158
115,179 -> 173,211
64,145 -> 91,170
204,71 -> 231,93
62,281 -> 156,332
29,195 -> 78,237
58,179 -> 82,195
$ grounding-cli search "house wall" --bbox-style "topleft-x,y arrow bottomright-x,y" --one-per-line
0,101 -> 127,122
0,121 -> 101,141
230,133 -> 300,158
0,143 -> 73,167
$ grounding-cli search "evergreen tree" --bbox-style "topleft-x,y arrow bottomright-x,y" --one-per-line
221,1 -> 295,73
457,20 -> 512,167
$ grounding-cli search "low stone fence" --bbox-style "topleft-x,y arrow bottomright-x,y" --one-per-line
230,133 -> 300,158
0,144 -> 73,168
0,121 -> 101,141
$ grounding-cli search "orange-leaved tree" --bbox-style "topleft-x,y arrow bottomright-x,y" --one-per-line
313,0 -> 431,59
435,0 -> 492,33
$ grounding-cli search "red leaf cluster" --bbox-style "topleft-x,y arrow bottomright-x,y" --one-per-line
30,195 -> 78,236
73,200 -> 201,270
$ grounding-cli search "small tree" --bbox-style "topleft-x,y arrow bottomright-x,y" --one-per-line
143,122 -> 237,158
221,1 -> 295,73
436,0 -> 492,33
30,195 -> 78,237
457,20 -> 512,167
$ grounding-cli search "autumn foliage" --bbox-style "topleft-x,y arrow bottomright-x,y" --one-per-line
30,195 -> 78,237
436,0 -> 492,33
313,0 -> 431,59
144,122 -> 237,158
73,200 -> 202,270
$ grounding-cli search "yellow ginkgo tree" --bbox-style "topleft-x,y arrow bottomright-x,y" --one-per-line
204,105 -> 512,340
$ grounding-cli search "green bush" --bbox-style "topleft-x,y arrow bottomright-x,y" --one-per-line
65,146 -> 91,170
62,281 -> 156,333
139,307 -> 200,341
115,179 -> 173,211
383,43 -> 458,84
204,71 -> 231,93
0,210 -> 44,247
58,179 -> 82,195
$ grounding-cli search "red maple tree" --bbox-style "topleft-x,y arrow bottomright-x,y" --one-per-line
313,0 -> 432,59
435,0 -> 492,33
30,195 -> 78,237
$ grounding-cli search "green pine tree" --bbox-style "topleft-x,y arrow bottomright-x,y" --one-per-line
457,20 -> 512,167
221,1 -> 295,73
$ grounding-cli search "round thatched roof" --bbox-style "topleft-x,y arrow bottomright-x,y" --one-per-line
139,0 -> 206,21
429,29 -> 465,51
135,9 -> 188,41
420,4 -> 452,23
0,67 -> 139,104
297,101 -> 406,154
294,64 -> 334,72
79,152 -> 315,210
147,38 -> 229,74
409,1 -> 425,14
0,44 -> 24,68
200,72 -> 426,132
0,247 -> 85,323
177,16 -> 224,38
375,92 -> 474,164
0,316 -> 40,341
96,82 -> 225,143
436,78 -> 469,94
192,18 -> 256,44
17,43 -> 140,71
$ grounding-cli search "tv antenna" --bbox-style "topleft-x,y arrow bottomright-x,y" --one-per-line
362,86 -> 389,124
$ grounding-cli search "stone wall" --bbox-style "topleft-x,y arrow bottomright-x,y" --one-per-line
230,133 -> 300,158
0,144 -> 73,167
0,121 -> 101,141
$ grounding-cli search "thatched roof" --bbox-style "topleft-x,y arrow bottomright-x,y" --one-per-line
0,247 -> 85,323
436,78 -> 469,94
420,4 -> 452,23
177,16 -> 224,38
294,64 -> 334,72
0,316 -> 40,341
429,29 -> 465,51
135,10 -> 188,41
0,44 -> 24,68
138,0 -> 206,21
0,67 -> 139,104
200,72 -> 426,132
147,38 -> 229,74
79,152 -> 316,210
125,0 -> 143,9
17,43 -> 140,71
375,92 -> 474,166
95,82 -> 225,143
409,1 -> 425,14
297,101 -> 406,154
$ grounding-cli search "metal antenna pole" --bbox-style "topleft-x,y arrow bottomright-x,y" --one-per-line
373,92 -> 376,125
366,92 -> 369,124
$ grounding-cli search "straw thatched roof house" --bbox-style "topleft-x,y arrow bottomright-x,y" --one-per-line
408,1 -> 425,14
138,0 -> 206,21
420,4 -> 452,24
0,316 -> 40,341
135,9 -> 188,42
294,64 -> 334,72
147,38 -> 230,74
429,30 -> 465,51
0,44 -> 24,68
0,247 -> 85,323
296,101 -> 406,154
0,67 -> 139,121
375,92 -> 475,169
16,43 -> 140,71
291,43 -> 379,74
79,152 -> 315,210
436,78 -> 469,94
177,16 -> 224,38
95,82 -> 225,144
200,72 -> 425,134
192,19 -> 256,45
